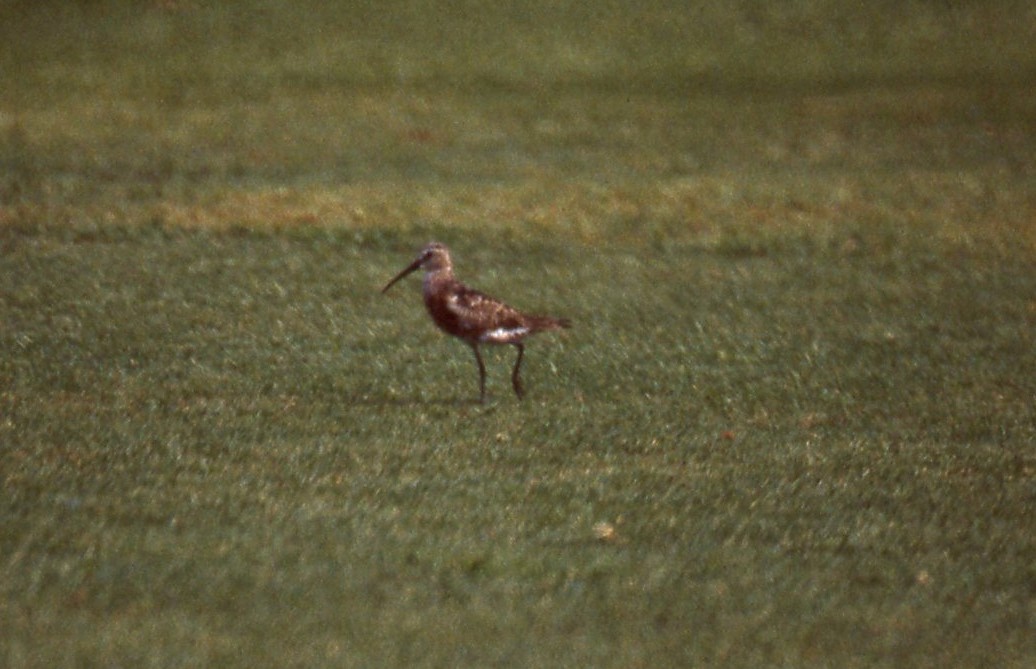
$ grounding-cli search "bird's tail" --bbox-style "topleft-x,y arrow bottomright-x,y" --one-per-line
529,315 -> 572,332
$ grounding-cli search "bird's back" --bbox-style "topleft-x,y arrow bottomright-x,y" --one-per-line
423,277 -> 567,344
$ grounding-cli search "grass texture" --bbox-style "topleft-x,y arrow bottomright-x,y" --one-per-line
2,2 -> 1036,667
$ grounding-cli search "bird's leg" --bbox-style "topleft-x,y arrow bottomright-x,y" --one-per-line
470,343 -> 487,403
511,343 -> 525,400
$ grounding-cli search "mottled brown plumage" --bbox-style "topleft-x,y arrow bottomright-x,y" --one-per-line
382,242 -> 570,402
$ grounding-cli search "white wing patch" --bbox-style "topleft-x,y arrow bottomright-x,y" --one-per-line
481,326 -> 530,343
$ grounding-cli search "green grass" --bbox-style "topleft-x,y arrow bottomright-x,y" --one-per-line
3,2 -> 1036,667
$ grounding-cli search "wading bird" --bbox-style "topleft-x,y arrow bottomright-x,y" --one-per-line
382,242 -> 570,403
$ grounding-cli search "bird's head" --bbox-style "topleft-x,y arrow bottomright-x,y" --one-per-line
381,241 -> 452,292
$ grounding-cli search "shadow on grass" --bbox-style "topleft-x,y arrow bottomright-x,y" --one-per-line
342,391 -> 493,409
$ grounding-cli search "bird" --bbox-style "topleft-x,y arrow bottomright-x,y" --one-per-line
382,241 -> 571,403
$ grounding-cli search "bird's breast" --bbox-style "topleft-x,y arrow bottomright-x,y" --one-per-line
423,284 -> 467,338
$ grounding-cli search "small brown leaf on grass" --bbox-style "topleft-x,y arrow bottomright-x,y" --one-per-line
592,521 -> 618,542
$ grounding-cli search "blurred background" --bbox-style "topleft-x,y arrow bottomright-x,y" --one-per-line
2,1 -> 1033,237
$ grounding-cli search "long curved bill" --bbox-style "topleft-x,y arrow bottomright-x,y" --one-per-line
381,257 -> 423,293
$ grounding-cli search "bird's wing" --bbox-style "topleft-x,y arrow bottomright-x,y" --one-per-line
446,286 -> 525,330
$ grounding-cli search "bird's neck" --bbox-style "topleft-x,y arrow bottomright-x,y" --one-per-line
423,266 -> 455,293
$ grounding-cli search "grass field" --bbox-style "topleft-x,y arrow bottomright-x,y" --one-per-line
3,1 -> 1036,667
